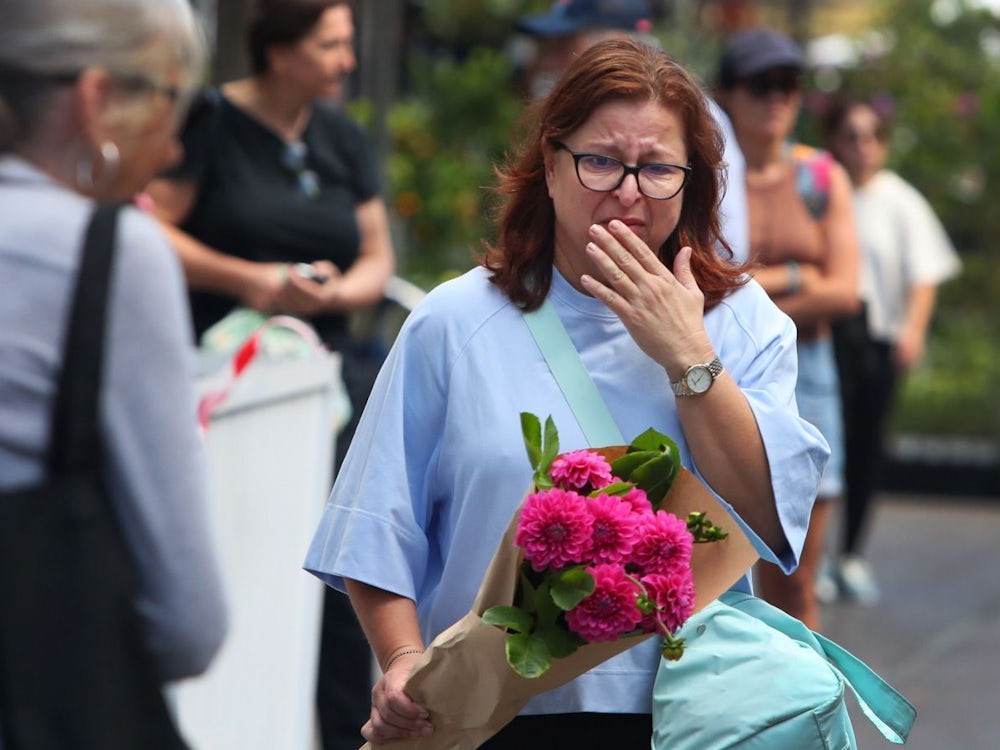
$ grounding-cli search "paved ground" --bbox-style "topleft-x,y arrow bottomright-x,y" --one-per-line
818,492 -> 1000,749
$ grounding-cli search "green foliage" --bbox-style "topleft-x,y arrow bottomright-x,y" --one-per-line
798,0 -> 1000,439
383,44 -> 523,288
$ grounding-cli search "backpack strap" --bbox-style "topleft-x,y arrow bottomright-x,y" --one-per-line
522,299 -> 625,447
720,590 -> 917,744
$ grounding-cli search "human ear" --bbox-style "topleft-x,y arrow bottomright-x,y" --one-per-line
74,67 -> 116,149
543,144 -> 556,199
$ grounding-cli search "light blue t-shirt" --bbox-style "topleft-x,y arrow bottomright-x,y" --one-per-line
305,265 -> 827,715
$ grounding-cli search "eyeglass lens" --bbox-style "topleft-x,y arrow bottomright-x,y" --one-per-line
558,144 -> 689,200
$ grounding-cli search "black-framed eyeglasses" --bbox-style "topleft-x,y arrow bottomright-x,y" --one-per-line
553,141 -> 691,200
741,69 -> 801,98
281,140 -> 321,199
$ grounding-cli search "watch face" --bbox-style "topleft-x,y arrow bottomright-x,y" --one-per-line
686,364 -> 713,394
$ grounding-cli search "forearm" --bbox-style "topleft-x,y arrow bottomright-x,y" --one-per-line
676,374 -> 783,552
324,250 -> 396,314
902,283 -> 937,344
758,264 -> 859,327
345,579 -> 425,671
155,219 -> 258,297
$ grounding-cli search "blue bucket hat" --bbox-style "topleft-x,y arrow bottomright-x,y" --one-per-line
517,0 -> 651,37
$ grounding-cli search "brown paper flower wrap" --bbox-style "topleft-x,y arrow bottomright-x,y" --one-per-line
359,442 -> 759,750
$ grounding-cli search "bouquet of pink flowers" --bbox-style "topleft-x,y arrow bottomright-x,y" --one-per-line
359,414 -> 759,750
482,413 -> 729,677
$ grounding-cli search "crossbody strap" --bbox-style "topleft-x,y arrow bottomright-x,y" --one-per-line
49,203 -> 122,476
721,590 -> 916,744
522,299 -> 624,447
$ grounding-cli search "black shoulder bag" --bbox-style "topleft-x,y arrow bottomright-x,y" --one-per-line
0,205 -> 189,749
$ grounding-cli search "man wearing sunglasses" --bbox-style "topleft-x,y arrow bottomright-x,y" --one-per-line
715,27 -> 863,631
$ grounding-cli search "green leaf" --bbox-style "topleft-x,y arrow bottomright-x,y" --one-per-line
631,453 -> 679,509
483,605 -> 534,634
591,481 -> 633,497
505,633 -> 552,679
520,412 -> 542,469
540,415 -> 560,471
609,450 -> 660,481
532,581 -> 560,626
522,413 -> 560,488
629,428 -> 680,455
550,566 -> 595,611
534,624 -> 584,658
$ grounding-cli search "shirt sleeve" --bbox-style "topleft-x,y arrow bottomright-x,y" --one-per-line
304,308 -> 445,599
898,179 -> 962,286
313,104 -> 381,203
698,282 -> 830,572
101,208 -> 228,681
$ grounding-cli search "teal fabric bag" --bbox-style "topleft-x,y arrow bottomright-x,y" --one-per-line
652,591 -> 915,749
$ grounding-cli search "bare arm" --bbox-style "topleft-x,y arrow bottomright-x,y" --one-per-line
771,162 -> 861,327
344,579 -> 433,744
895,282 -> 938,371
271,196 -> 396,317
144,177 -> 287,311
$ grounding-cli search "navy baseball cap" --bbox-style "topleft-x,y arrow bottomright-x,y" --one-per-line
718,27 -> 804,87
517,0 -> 651,37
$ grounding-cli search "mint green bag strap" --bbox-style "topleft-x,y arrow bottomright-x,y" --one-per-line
522,299 -> 625,446
721,591 -> 916,744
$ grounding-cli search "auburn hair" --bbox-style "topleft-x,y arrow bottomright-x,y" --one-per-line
483,37 -> 748,311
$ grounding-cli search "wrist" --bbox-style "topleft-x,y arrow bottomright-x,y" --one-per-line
383,646 -> 424,673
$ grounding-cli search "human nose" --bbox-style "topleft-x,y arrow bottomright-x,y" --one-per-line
613,170 -> 642,205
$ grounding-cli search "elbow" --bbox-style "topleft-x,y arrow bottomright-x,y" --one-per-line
148,593 -> 229,683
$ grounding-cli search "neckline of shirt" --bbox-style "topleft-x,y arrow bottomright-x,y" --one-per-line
548,265 -> 619,320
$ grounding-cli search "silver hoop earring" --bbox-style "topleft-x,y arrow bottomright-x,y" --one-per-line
75,140 -> 120,195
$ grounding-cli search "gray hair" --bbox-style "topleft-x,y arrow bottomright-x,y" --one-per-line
0,0 -> 206,150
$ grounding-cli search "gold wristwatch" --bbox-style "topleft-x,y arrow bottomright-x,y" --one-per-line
670,356 -> 724,396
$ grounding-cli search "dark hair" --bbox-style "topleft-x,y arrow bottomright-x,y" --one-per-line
821,94 -> 890,145
248,0 -> 350,75
483,37 -> 746,311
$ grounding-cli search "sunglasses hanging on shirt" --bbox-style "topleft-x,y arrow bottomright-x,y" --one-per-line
281,140 -> 320,199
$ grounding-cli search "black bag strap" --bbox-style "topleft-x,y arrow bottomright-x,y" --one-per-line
48,203 -> 122,476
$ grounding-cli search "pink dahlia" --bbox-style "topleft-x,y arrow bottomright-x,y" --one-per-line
632,510 -> 693,577
585,493 -> 641,565
515,488 -> 593,571
638,571 -> 696,634
565,563 -> 643,642
620,486 -> 653,515
550,450 -> 614,492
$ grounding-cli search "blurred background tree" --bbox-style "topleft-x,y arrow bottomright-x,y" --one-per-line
795,0 -> 1000,439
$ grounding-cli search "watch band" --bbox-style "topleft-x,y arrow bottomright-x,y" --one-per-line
671,356 -> 724,396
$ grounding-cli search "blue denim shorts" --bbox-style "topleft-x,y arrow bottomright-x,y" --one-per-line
795,337 -> 844,498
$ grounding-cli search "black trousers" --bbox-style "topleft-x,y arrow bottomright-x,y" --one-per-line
480,713 -> 651,749
832,308 -> 899,557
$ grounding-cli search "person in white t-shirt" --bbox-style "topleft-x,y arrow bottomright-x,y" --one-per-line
823,95 -> 962,604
